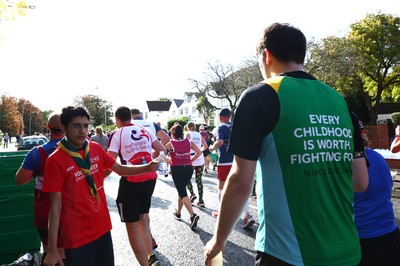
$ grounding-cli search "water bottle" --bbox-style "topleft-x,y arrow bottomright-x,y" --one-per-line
158,151 -> 169,176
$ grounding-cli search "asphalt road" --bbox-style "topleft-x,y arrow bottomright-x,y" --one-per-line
105,170 -> 258,266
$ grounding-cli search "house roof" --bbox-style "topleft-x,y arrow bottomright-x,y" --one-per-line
379,103 -> 400,114
172,99 -> 184,108
146,101 -> 172,112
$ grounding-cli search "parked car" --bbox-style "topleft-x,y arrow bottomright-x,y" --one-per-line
17,135 -> 48,151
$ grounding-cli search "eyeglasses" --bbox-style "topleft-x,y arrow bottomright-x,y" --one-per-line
68,123 -> 90,131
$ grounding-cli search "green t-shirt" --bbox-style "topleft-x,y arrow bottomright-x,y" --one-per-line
230,73 -> 360,266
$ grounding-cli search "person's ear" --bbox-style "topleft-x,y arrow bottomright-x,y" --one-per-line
265,49 -> 272,65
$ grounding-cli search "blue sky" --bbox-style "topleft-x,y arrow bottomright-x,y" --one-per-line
0,0 -> 399,112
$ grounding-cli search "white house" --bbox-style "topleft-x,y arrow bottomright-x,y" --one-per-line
139,90 -> 234,128
169,99 -> 184,118
141,101 -> 171,128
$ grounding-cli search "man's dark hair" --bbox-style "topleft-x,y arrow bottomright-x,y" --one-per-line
256,23 -> 306,64
115,106 -> 132,123
131,108 -> 141,115
60,106 -> 90,126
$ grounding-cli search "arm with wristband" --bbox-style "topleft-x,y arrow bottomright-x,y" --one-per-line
351,112 -> 369,192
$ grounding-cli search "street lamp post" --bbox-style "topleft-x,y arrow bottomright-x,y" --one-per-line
29,112 -> 32,136
21,106 -> 25,135
29,111 -> 39,135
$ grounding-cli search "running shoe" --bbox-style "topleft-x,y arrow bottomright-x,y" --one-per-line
197,201 -> 205,208
204,168 -> 208,174
242,213 -> 255,229
190,213 -> 199,230
148,254 -> 161,266
190,194 -> 197,203
173,210 -> 181,221
212,211 -> 219,217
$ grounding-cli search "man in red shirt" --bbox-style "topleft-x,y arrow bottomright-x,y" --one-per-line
15,113 -> 65,264
42,106 -> 157,266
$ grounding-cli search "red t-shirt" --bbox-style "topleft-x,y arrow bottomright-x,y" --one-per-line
41,141 -> 116,249
170,138 -> 192,166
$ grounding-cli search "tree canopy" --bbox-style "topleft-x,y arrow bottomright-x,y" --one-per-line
74,94 -> 113,127
196,94 -> 217,124
0,94 -> 113,137
306,13 -> 400,124
0,95 -> 47,136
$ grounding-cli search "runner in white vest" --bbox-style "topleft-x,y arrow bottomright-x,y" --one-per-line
130,108 -> 170,251
131,108 -> 170,146
185,121 -> 207,207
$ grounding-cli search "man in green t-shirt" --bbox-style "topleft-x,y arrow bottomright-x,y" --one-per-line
204,23 -> 368,266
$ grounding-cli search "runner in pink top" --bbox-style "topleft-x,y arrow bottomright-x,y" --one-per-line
165,124 -> 202,230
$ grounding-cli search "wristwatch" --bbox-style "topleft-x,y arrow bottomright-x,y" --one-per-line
353,151 -> 365,158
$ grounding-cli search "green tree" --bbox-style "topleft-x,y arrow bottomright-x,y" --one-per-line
306,37 -> 351,88
306,13 -> 400,125
167,116 -> 189,131
196,94 -> 217,125
349,13 -> 400,124
305,36 -> 371,122
17,98 -> 45,135
42,110 -> 55,124
74,94 -> 113,127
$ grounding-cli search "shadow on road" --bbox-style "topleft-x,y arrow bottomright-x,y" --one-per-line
151,196 -> 172,210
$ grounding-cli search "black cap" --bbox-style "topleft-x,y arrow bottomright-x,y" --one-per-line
219,108 -> 231,117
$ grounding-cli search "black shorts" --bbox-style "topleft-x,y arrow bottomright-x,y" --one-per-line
202,149 -> 211,157
116,178 -> 156,223
359,227 -> 400,265
255,251 -> 292,266
65,231 -> 114,266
